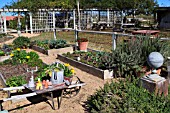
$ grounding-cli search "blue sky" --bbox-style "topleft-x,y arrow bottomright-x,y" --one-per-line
0,0 -> 170,9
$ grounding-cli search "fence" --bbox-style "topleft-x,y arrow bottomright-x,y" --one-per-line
33,27 -> 170,52
53,28 -> 134,51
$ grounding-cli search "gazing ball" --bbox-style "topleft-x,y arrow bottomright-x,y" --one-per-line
147,52 -> 164,69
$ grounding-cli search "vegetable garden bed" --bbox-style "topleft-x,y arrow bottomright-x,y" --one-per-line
58,54 -> 113,79
0,63 -> 41,87
31,45 -> 73,57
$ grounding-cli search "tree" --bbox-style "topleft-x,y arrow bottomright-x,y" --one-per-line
5,0 -> 158,15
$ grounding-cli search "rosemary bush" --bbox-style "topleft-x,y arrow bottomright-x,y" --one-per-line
87,78 -> 170,113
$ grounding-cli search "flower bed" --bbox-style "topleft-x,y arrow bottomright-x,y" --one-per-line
0,49 -> 46,87
58,51 -> 114,79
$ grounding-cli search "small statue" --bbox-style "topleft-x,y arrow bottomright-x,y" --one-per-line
36,78 -> 43,90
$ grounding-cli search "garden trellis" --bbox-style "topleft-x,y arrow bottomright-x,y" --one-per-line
0,8 -> 123,34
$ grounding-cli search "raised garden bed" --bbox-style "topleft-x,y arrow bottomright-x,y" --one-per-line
58,54 -> 113,79
31,45 -> 73,57
0,63 -> 40,87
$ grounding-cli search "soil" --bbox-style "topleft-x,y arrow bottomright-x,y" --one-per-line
0,33 -> 108,113
0,63 -> 39,83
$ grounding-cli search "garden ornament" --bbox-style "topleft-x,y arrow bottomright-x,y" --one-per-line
146,52 -> 165,81
27,66 -> 38,88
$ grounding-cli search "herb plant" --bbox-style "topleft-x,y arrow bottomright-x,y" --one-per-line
87,78 -> 170,113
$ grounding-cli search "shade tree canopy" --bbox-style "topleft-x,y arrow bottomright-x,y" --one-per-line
5,0 -> 158,15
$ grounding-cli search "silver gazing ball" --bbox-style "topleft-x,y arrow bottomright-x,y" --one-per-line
147,52 -> 164,69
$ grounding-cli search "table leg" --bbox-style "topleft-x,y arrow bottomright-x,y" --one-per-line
50,92 -> 55,110
42,92 -> 55,110
57,90 -> 64,109
0,100 -> 3,111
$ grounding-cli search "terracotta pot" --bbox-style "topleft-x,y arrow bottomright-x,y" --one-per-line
78,42 -> 88,51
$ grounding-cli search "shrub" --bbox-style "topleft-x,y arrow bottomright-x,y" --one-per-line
13,36 -> 30,48
49,39 -> 68,49
113,37 -> 170,77
87,78 -> 170,113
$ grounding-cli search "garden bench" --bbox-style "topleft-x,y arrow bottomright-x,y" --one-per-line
0,76 -> 85,111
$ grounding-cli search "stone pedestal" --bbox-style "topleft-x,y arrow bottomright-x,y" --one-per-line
140,77 -> 169,96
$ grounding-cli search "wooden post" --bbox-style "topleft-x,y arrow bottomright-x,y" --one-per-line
73,9 -> 76,29
53,11 -> 55,31
29,12 -> 33,34
168,58 -> 170,84
54,28 -> 56,40
18,11 -> 21,36
0,13 -> 3,33
25,13 -> 28,33
75,25 -> 78,50
3,13 -> 6,34
77,0 -> 81,30
107,9 -> 110,27
112,33 -> 117,50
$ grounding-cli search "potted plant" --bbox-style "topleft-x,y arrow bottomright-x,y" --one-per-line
60,63 -> 75,85
77,37 -> 88,51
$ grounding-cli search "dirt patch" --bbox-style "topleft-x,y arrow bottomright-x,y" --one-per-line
0,63 -> 40,83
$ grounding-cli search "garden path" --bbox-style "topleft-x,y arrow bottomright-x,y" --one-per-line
0,33 -> 107,113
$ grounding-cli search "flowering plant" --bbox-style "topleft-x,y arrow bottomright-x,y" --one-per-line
77,38 -> 88,42
10,48 -> 39,64
62,63 -> 75,77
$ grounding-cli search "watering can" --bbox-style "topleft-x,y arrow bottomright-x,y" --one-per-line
50,62 -> 64,84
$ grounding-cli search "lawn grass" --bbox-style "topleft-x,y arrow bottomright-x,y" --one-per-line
30,31 -> 115,51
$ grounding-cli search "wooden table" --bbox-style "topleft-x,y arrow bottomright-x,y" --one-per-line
132,30 -> 160,38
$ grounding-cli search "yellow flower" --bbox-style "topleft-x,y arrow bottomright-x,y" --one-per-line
16,48 -> 21,51
26,56 -> 30,59
71,69 -> 75,74
10,53 -> 14,57
64,63 -> 70,67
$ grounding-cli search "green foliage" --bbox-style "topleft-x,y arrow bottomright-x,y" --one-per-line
9,17 -> 26,30
49,39 -> 68,49
13,36 -> 30,49
33,39 -> 68,50
5,0 -> 157,15
10,49 -> 41,67
0,50 -> 5,56
6,75 -> 27,87
113,37 -> 170,77
34,40 -> 49,50
87,78 -> 170,113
